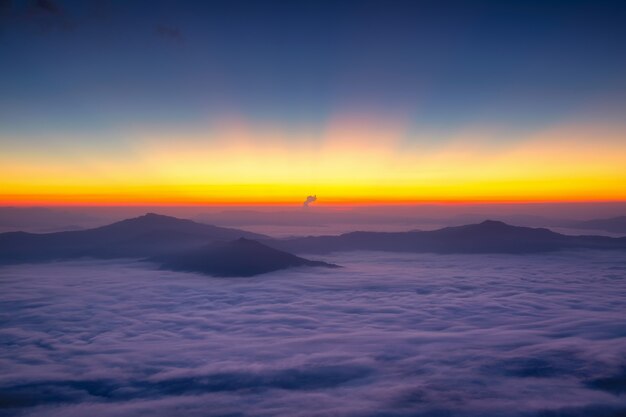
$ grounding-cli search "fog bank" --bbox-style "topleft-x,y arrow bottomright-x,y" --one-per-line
1,251 -> 626,416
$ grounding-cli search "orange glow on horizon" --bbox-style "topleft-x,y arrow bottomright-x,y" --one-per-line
2,118 -> 626,206
2,193 -> 626,207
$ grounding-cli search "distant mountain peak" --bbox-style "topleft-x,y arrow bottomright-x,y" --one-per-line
478,220 -> 509,227
0,213 -> 269,264
437,220 -> 516,234
104,213 -> 197,230
143,212 -> 166,218
132,213 -> 183,222
457,219 -> 555,237
265,217 -> 626,255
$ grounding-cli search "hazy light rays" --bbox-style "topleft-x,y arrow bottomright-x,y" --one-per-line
1,118 -> 625,204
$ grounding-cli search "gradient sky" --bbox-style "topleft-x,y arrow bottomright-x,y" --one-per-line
1,0 -> 625,205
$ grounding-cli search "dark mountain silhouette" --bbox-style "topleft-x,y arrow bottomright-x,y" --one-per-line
265,220 -> 626,254
153,238 -> 338,277
0,213 -> 267,264
2,216 -> 625,266
563,216 -> 626,234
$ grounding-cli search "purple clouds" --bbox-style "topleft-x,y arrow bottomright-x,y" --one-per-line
1,251 -> 626,416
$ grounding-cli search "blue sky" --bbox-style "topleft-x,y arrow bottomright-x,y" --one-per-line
1,0 -> 625,143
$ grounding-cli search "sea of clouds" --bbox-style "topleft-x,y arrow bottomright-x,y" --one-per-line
1,251 -> 626,416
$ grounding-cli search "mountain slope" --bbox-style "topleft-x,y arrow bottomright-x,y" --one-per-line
153,238 -> 338,277
2,217 -> 625,265
0,213 -> 267,263
565,216 -> 626,234
265,220 -> 626,254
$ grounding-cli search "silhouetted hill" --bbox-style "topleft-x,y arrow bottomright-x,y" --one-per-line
564,216 -> 626,234
2,217 -> 625,265
266,220 -> 626,254
153,238 -> 338,277
0,213 -> 267,264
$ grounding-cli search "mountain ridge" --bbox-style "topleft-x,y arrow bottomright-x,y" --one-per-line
153,237 -> 338,277
264,219 -> 626,254
2,215 -> 625,265
563,216 -> 626,234
0,213 -> 267,263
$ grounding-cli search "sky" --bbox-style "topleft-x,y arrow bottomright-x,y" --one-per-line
1,0 -> 626,205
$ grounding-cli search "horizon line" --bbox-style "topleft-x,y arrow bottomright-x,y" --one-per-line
2,199 -> 626,208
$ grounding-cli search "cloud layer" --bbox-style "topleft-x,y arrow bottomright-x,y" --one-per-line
1,251 -> 626,416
